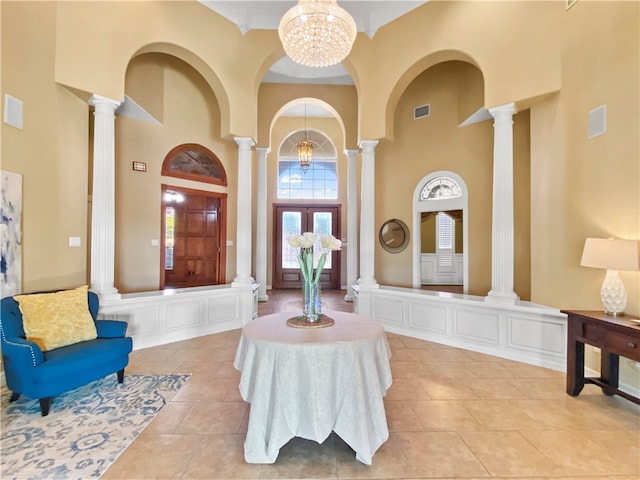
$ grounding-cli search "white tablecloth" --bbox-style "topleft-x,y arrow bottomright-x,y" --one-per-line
233,310 -> 393,465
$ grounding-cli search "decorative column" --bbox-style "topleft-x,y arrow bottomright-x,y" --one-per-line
255,147 -> 270,300
232,137 -> 255,287
487,103 -> 519,303
344,149 -> 359,301
89,94 -> 121,300
358,140 -> 379,288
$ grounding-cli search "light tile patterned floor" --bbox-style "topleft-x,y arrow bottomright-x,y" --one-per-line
104,289 -> 640,479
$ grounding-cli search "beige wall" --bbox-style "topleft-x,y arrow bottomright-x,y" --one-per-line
1,2 -> 90,292
530,1 -> 639,314
529,2 -> 639,389
1,1 -> 637,326
375,61 -> 531,298
257,83 -> 358,149
350,0 -> 563,139
115,53 -> 237,292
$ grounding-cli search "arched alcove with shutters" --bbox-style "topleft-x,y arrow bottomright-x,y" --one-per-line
412,171 -> 468,293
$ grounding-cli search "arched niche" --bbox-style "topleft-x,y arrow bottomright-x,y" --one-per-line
412,171 -> 468,293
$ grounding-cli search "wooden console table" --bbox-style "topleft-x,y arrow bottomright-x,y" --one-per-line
562,310 -> 640,405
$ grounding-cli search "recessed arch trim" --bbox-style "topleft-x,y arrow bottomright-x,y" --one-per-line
381,49 -> 482,142
132,42 -> 232,138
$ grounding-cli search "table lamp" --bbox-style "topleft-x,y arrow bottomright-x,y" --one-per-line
580,237 -> 640,317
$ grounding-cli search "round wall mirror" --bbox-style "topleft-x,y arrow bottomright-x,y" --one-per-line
379,219 -> 410,253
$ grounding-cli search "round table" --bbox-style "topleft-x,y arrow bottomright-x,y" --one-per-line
233,310 -> 393,465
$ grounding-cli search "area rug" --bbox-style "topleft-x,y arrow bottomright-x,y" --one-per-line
1,373 -> 190,479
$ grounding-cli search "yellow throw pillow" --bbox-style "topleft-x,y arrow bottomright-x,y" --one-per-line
15,285 -> 98,352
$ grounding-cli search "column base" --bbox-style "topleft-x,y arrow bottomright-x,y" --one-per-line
357,279 -> 379,290
232,277 -> 255,288
91,286 -> 121,302
485,290 -> 519,305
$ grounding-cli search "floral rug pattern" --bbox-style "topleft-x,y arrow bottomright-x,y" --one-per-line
1,373 -> 190,479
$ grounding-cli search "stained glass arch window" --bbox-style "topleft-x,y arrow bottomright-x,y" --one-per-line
162,143 -> 227,186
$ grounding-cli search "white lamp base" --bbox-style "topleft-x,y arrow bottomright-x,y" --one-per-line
600,269 -> 627,317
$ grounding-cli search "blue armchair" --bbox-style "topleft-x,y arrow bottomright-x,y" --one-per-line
0,290 -> 133,416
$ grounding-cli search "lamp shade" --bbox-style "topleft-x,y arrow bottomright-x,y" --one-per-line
580,238 -> 640,271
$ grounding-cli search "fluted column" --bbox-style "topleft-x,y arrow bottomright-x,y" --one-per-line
487,103 -> 519,303
358,140 -> 379,288
232,137 -> 255,287
89,94 -> 121,300
255,147 -> 269,300
344,149 -> 359,301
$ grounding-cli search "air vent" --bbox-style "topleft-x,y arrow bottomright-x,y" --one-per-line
588,104 -> 606,139
414,104 -> 430,119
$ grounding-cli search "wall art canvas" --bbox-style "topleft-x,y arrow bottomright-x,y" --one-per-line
1,170 -> 22,296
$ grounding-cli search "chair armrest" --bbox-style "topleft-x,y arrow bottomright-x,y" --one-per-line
2,337 -> 44,367
95,319 -> 129,338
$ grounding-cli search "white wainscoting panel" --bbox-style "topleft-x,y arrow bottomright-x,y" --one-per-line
454,308 -> 500,345
372,296 -> 404,326
508,315 -> 566,356
407,302 -> 448,334
354,285 -> 567,371
166,300 -> 203,330
97,284 -> 257,350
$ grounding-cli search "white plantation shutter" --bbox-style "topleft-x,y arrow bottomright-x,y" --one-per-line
437,213 -> 454,272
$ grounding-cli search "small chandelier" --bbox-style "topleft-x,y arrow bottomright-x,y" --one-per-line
298,139 -> 313,171
298,104 -> 313,171
278,0 -> 357,68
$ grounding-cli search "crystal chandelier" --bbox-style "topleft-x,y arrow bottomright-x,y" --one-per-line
278,0 -> 357,68
298,104 -> 313,171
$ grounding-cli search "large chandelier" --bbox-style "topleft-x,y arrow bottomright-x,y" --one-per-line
278,0 -> 357,68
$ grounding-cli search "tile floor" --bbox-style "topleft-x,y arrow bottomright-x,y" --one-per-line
104,290 -> 640,480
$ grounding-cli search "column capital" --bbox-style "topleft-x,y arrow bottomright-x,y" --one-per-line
89,94 -> 121,110
255,147 -> 271,156
344,149 -> 358,158
488,102 -> 517,118
359,139 -> 379,152
234,137 -> 255,148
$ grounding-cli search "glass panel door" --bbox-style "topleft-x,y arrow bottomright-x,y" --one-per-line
273,205 -> 340,289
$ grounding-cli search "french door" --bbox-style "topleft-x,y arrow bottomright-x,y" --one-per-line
273,205 -> 340,290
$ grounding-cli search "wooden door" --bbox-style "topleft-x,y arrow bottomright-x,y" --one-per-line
273,205 -> 340,289
162,187 -> 226,288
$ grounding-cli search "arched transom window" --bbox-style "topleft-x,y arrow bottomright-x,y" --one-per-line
162,143 -> 227,186
420,176 -> 462,200
277,130 -> 337,200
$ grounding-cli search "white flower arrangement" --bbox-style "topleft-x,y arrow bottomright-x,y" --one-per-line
286,232 -> 342,286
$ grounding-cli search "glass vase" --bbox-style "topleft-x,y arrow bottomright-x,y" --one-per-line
303,281 -> 321,322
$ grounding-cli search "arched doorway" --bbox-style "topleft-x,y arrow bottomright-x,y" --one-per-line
160,144 -> 228,289
412,171 -> 468,293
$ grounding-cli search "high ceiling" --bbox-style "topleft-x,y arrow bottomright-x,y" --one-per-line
199,1 -> 428,86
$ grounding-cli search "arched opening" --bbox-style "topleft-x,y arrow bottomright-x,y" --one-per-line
413,171 -> 468,293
